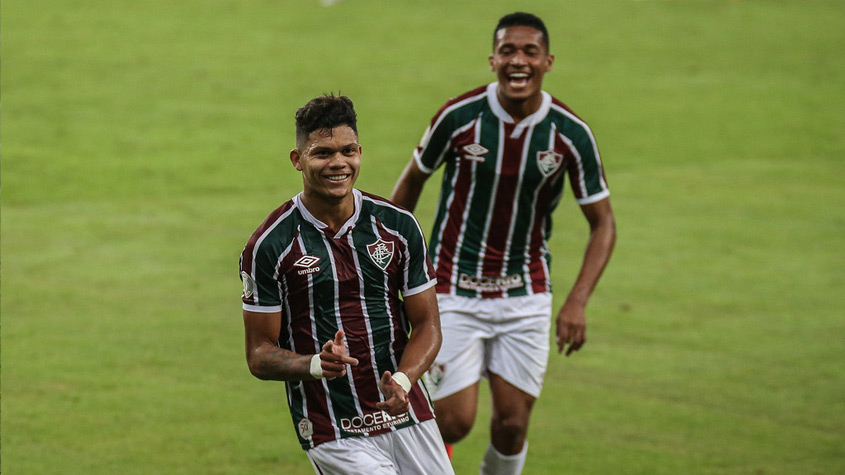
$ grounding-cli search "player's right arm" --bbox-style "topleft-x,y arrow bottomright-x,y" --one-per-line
243,310 -> 358,381
392,107 -> 452,211
391,159 -> 430,212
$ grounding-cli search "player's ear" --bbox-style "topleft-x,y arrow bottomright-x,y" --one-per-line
489,54 -> 495,72
290,148 -> 302,171
545,53 -> 555,72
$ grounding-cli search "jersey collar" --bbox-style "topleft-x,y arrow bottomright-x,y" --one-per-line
486,82 -> 552,139
293,188 -> 362,239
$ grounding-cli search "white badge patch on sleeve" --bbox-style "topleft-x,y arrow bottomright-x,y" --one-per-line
241,271 -> 255,298
298,418 -> 313,439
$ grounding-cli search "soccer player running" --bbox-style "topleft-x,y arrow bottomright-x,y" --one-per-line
391,12 -> 617,475
240,94 -> 454,474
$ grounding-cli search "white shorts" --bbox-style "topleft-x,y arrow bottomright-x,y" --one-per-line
306,419 -> 454,475
426,293 -> 552,400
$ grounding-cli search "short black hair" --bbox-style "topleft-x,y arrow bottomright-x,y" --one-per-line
493,12 -> 549,50
295,94 -> 358,148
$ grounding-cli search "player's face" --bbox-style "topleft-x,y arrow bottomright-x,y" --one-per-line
489,26 -> 554,105
291,125 -> 361,204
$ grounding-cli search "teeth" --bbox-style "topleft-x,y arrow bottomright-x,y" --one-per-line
509,73 -> 529,79
326,175 -> 348,181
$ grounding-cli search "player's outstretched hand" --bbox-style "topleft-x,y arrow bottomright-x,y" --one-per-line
319,330 -> 359,379
555,301 -> 587,356
377,371 -> 410,416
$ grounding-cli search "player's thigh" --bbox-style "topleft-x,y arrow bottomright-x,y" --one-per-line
488,372 -> 537,422
390,420 -> 455,475
433,379 -> 480,435
487,294 -> 552,399
306,436 -> 396,475
426,295 -> 489,400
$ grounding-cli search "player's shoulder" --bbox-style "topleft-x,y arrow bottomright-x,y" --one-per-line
431,85 -> 489,121
359,191 -> 421,227
360,191 -> 412,217
444,84 -> 489,108
247,199 -> 300,242
546,93 -> 598,140
547,93 -> 591,125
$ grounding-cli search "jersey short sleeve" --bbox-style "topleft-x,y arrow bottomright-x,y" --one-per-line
239,202 -> 297,313
399,212 -> 437,297
359,192 -> 436,297
414,117 -> 452,175
549,100 -> 610,205
413,86 -> 488,175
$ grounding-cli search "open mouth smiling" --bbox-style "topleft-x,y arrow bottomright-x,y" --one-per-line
507,72 -> 530,87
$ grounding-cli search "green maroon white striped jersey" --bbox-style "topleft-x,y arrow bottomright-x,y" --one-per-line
414,82 -> 610,299
239,189 -> 437,450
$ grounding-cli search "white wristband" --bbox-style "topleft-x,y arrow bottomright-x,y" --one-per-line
309,354 -> 324,379
391,372 -> 412,393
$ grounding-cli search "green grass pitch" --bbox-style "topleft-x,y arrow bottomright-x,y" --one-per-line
2,0 -> 844,473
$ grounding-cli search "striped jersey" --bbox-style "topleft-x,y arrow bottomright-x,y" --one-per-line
414,82 -> 610,299
239,189 -> 437,450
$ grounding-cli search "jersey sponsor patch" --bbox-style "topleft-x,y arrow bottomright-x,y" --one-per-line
457,273 -> 524,292
298,418 -> 313,439
340,410 -> 410,434
366,239 -> 394,271
241,271 -> 255,298
537,149 -> 564,176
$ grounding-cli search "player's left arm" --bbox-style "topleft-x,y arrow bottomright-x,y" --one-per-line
555,197 -> 617,356
377,286 -> 442,415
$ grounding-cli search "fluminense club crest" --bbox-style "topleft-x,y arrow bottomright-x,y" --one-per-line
537,149 -> 564,176
366,239 -> 395,271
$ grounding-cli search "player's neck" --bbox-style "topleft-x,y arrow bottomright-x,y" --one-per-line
301,194 -> 355,233
498,92 -> 543,123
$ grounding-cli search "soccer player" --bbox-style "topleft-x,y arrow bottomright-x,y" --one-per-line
391,12 -> 617,474
240,94 -> 454,474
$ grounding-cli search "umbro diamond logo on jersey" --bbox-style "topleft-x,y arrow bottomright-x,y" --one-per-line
366,239 -> 395,271
537,149 -> 564,176
294,255 -> 321,275
462,143 -> 488,162
294,255 -> 320,267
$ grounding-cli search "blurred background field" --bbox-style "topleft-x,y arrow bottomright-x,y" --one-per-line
2,0 -> 843,473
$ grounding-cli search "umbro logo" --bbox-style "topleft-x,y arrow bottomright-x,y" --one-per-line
294,255 -> 321,275
462,143 -> 488,163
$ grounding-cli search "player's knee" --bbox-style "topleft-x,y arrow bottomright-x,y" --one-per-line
491,413 -> 529,443
436,410 -> 475,443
